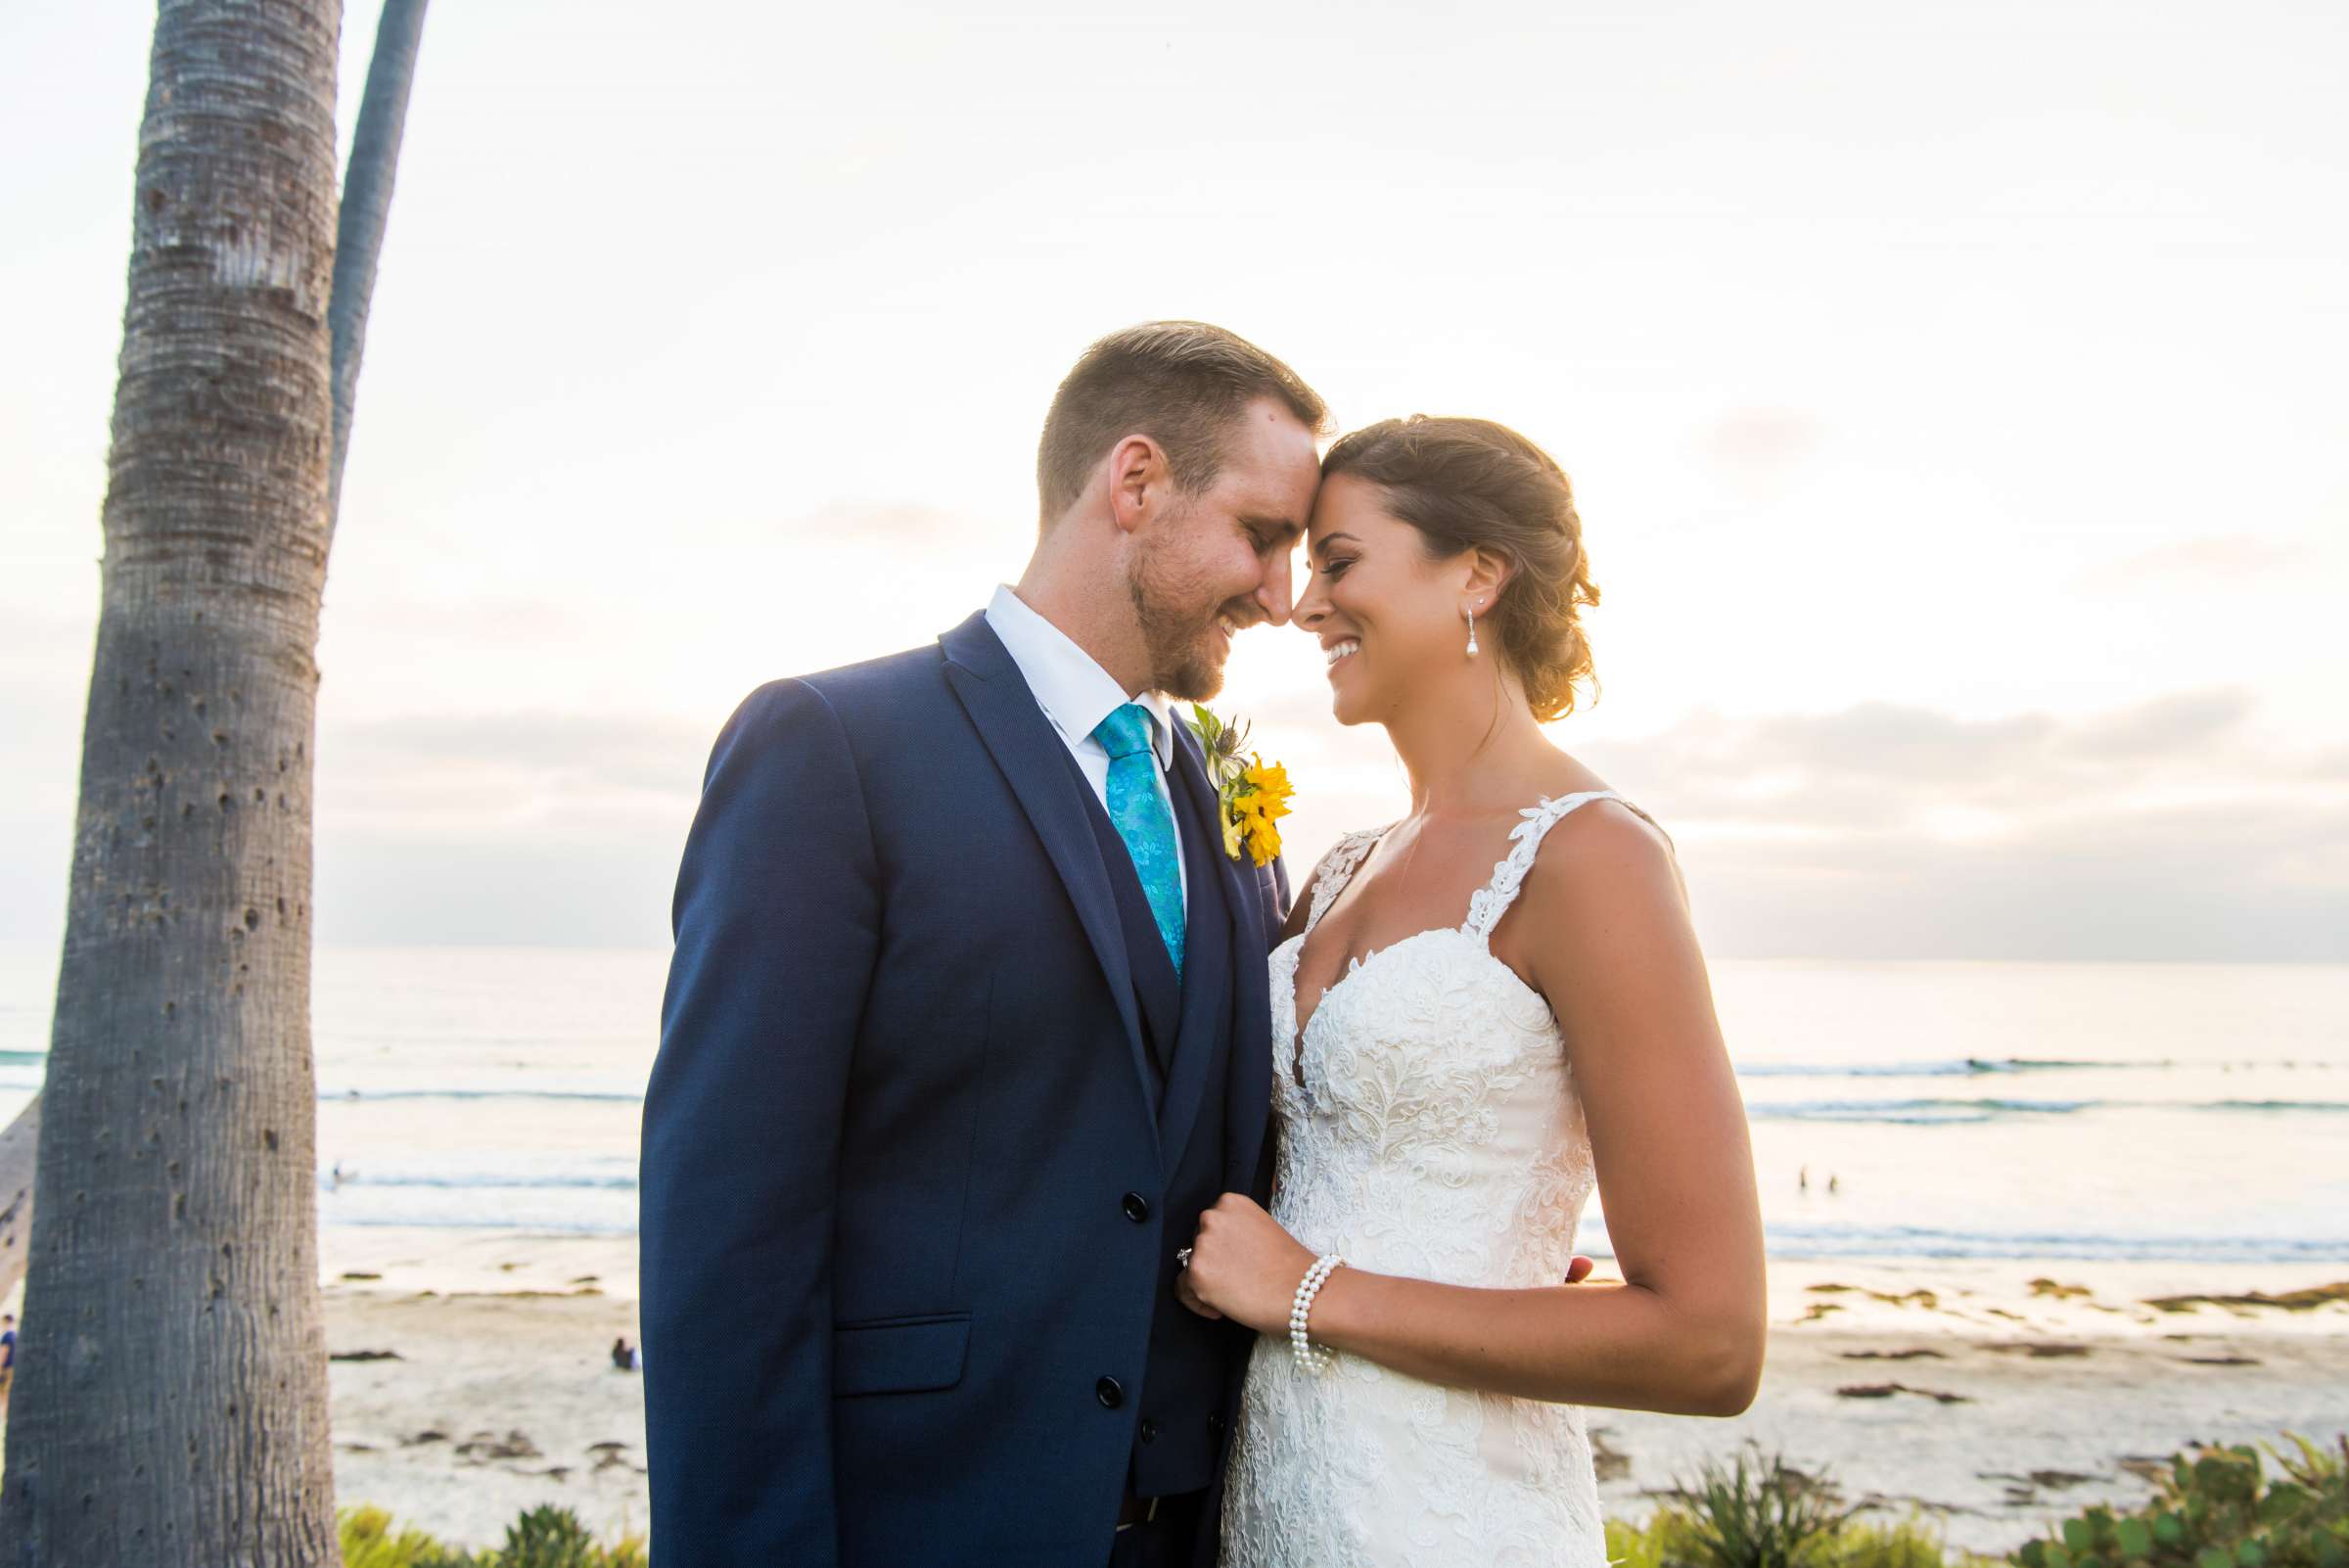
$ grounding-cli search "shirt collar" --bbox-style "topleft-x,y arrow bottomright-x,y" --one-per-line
985,584 -> 1176,769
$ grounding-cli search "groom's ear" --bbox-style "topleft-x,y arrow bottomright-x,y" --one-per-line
1107,433 -> 1172,535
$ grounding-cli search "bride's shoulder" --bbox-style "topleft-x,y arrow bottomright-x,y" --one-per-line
1512,792 -> 1681,923
1537,788 -> 1669,845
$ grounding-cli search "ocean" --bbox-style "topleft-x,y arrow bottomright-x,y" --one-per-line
1,945 -> 2342,1266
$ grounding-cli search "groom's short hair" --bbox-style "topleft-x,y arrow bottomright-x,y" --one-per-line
1036,322 -> 1327,525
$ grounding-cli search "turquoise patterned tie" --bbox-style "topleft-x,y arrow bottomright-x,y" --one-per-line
1090,703 -> 1184,982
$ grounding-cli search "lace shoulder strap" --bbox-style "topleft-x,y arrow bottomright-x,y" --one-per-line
1302,825 -> 1393,937
1463,791 -> 1668,941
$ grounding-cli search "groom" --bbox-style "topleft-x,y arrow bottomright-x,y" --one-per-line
641,323 -> 1327,1567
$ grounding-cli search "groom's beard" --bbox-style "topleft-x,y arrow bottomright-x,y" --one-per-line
1128,529 -> 1242,702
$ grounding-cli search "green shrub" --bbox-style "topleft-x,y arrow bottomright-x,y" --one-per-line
1609,1448 -> 1977,1568
1610,1509 -> 1691,1568
2014,1435 -> 2348,1568
1670,1447 -> 1865,1568
338,1502 -> 645,1568
494,1505 -> 598,1568
481,1504 -> 645,1568
338,1504 -> 476,1568
1816,1515 -> 1972,1568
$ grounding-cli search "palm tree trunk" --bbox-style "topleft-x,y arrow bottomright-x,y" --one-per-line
0,1 -> 345,1561
0,1096 -> 37,1283
327,0 -> 429,546
0,0 -> 430,1330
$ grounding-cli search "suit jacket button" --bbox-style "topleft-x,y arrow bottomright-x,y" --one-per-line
1138,1417 -> 1159,1444
1208,1411 -> 1225,1437
1096,1376 -> 1125,1409
1122,1192 -> 1151,1223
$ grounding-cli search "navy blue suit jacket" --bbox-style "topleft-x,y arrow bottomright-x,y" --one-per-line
642,612 -> 1289,1566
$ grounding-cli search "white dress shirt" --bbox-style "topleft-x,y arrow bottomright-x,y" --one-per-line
984,583 -> 1188,908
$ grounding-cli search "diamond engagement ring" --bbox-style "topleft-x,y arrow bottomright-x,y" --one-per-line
1175,1247 -> 1194,1270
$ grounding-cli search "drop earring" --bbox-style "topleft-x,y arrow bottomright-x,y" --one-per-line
1465,605 -> 1480,658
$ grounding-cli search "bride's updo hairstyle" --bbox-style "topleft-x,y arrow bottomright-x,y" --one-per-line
1320,415 -> 1599,722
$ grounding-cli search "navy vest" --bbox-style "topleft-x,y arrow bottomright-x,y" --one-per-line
1068,740 -> 1251,1497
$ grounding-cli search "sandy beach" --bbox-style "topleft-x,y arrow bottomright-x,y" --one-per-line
312,1229 -> 2349,1556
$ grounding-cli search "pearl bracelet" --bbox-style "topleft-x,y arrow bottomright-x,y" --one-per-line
1288,1252 -> 1344,1372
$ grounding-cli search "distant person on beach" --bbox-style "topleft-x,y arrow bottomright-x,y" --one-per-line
611,1336 -> 637,1372
1,1313 -> 16,1403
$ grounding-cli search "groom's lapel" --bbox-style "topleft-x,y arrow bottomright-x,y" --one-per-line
1168,723 -> 1274,1190
1155,727 -> 1225,1170
939,613 -> 1160,1141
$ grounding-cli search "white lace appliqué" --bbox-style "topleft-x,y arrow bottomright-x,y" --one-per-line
1223,792 -> 1659,1568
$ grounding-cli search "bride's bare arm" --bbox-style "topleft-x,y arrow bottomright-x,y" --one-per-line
1180,804 -> 1766,1416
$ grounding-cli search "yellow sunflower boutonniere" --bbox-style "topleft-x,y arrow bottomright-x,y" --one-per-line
1182,704 -> 1295,867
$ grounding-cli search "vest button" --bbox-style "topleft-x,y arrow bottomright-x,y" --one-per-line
1138,1417 -> 1160,1444
1207,1411 -> 1225,1437
1122,1191 -> 1151,1223
1096,1376 -> 1125,1408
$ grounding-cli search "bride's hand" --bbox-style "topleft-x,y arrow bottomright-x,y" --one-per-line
1175,1192 -> 1317,1335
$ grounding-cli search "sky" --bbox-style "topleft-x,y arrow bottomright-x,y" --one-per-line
3,0 -> 2343,959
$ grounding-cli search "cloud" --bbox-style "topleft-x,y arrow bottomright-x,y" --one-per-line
782,501 -> 998,547
326,712 -> 712,806
318,830 -> 682,947
686,500 -> 1017,555
1565,687 -> 2283,828
321,595 -> 605,648
1701,409 -> 1824,493
310,710 -> 713,947
1158,684 -> 2345,960
1573,688 -> 2348,959
2081,535 -> 2318,592
2057,686 -> 2255,761
28,684 -> 2316,961
1668,798 -> 2349,961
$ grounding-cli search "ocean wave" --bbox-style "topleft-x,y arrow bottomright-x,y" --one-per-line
317,1087 -> 643,1104
320,1214 -> 635,1236
1573,1217 -> 2349,1265
307,1086 -> 2348,1121
1749,1096 -> 2093,1124
1746,1095 -> 2348,1124
1729,1056 -> 2341,1079
320,1171 -> 637,1191
310,1211 -> 2348,1263
0,1054 -> 2312,1101
1739,1057 -> 2134,1078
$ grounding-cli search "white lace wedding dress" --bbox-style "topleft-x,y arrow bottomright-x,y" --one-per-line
1222,791 -> 1660,1568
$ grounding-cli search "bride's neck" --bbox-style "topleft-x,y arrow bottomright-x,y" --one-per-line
1384,669 -> 1553,816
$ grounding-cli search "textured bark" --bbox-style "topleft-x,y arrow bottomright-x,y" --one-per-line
326,0 -> 428,546
0,1 -> 346,1563
0,1094 -> 37,1307
0,0 -> 428,1325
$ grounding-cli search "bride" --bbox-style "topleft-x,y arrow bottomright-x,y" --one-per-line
1175,415 -> 1767,1567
